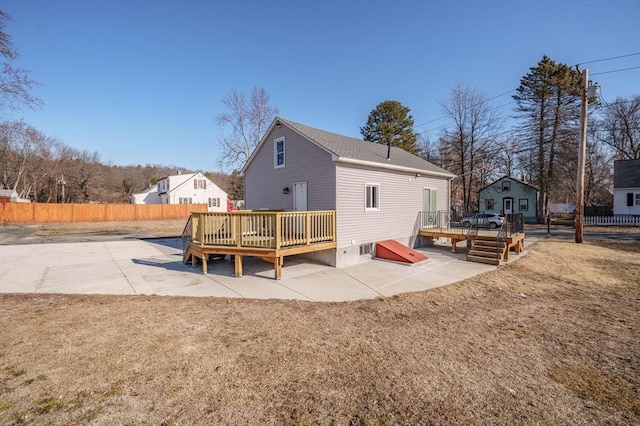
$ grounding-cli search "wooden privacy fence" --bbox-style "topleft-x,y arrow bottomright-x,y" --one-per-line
584,216 -> 640,226
0,202 -> 207,224
189,210 -> 336,249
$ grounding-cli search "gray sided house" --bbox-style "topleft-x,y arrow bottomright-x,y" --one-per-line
478,176 -> 539,221
613,159 -> 640,216
242,117 -> 456,268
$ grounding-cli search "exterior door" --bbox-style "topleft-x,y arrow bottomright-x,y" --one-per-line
503,198 -> 513,215
423,188 -> 437,227
292,182 -> 307,237
294,182 -> 307,211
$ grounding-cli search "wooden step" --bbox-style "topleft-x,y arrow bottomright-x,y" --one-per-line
468,249 -> 500,258
466,236 -> 506,265
466,255 -> 500,266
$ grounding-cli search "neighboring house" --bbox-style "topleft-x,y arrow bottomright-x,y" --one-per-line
0,189 -> 31,203
242,117 -> 456,268
477,176 -> 539,222
613,159 -> 640,216
130,172 -> 228,212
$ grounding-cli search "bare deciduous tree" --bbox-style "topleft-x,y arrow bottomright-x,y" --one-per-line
215,87 -> 279,172
596,94 -> 640,160
0,11 -> 41,112
439,82 -> 503,213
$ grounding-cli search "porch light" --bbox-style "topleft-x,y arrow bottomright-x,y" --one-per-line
282,187 -> 290,194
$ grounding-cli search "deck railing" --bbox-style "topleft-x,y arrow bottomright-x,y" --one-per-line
189,210 -> 336,250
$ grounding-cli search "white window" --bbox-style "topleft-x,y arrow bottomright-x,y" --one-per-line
365,183 -> 380,211
208,198 -> 220,207
636,193 -> 640,206
194,179 -> 207,189
274,137 -> 285,168
179,197 -> 192,204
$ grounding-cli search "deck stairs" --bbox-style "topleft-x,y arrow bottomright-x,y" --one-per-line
466,235 -> 506,266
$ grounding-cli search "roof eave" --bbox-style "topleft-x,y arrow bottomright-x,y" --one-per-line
335,156 -> 456,179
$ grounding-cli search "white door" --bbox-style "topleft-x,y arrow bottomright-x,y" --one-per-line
503,198 -> 513,215
293,182 -> 307,237
294,182 -> 307,211
423,188 -> 437,227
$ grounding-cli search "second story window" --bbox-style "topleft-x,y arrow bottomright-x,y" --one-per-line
194,179 -> 207,189
502,181 -> 510,192
274,137 -> 285,168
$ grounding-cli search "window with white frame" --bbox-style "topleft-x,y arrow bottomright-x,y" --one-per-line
274,137 -> 285,168
365,183 -> 380,211
179,197 -> 193,204
502,180 -> 510,192
194,179 -> 207,189
208,198 -> 220,208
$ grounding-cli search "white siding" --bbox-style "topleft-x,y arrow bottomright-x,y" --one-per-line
613,188 -> 640,216
245,126 -> 336,211
336,163 -> 448,266
133,173 -> 227,211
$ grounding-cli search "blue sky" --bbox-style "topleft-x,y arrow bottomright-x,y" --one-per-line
3,0 -> 640,172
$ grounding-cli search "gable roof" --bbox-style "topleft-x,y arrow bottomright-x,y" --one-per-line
478,175 -> 539,193
243,117 -> 455,178
614,159 -> 640,188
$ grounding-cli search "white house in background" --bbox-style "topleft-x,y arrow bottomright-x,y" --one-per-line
130,172 -> 228,212
0,189 -> 31,203
242,117 -> 456,268
613,159 -> 640,216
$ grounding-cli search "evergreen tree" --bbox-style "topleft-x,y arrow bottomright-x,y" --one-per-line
360,100 -> 419,155
513,55 -> 581,222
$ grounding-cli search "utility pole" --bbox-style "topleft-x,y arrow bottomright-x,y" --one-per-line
58,174 -> 66,203
575,68 -> 588,243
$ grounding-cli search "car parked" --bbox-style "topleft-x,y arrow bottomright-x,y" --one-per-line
462,213 -> 505,229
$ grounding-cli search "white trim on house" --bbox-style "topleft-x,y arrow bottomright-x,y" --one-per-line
364,182 -> 380,212
274,136 -> 285,169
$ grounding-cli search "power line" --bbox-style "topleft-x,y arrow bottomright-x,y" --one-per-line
414,89 -> 516,130
576,52 -> 640,66
591,66 -> 640,76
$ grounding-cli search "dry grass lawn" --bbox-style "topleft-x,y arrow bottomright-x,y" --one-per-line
0,230 -> 638,424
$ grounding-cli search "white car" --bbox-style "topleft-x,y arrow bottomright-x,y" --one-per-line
462,213 -> 505,229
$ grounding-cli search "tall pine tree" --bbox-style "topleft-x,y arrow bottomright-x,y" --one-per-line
360,100 -> 419,155
513,55 -> 581,222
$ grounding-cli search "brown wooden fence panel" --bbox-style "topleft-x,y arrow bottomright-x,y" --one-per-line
0,202 -> 208,224
105,204 -> 136,221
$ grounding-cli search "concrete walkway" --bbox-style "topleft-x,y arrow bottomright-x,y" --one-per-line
0,237 -> 536,302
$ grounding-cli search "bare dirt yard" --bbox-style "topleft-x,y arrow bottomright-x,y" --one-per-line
0,221 -> 639,424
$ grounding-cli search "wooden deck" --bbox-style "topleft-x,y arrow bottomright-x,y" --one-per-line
418,226 -> 525,261
183,210 -> 336,279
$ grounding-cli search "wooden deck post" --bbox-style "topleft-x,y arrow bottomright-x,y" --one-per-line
202,254 -> 208,274
274,256 -> 283,279
234,254 -> 243,278
275,213 -> 282,249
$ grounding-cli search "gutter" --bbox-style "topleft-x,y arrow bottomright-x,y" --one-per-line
334,156 -> 456,179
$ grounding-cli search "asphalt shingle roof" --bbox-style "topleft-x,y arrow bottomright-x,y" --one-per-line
614,159 -> 640,188
279,117 -> 455,177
